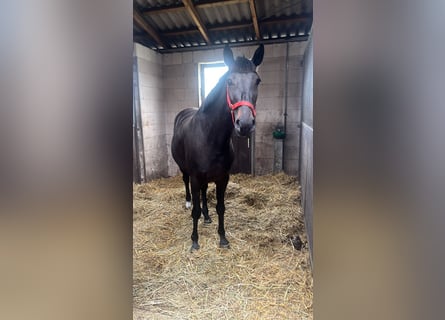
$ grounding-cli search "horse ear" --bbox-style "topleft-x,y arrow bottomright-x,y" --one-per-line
223,45 -> 234,67
251,44 -> 264,66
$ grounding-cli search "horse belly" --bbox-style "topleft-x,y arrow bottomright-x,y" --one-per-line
202,154 -> 234,182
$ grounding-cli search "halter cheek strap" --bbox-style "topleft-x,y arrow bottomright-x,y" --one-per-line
226,85 -> 256,125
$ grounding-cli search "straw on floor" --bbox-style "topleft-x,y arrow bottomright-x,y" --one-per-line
133,173 -> 313,320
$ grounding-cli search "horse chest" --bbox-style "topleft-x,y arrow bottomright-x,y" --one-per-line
187,148 -> 233,174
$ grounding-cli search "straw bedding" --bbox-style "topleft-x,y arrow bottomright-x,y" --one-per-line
133,173 -> 313,319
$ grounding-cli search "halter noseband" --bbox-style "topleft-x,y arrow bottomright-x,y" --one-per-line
226,85 -> 256,125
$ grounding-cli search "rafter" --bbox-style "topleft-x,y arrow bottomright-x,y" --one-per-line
133,9 -> 165,48
248,0 -> 260,40
181,0 -> 210,44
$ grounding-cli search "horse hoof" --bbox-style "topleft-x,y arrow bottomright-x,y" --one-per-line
219,239 -> 230,249
190,242 -> 200,252
185,201 -> 191,209
203,218 -> 212,224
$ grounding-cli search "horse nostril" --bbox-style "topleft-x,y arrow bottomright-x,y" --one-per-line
235,119 -> 240,126
252,119 -> 255,126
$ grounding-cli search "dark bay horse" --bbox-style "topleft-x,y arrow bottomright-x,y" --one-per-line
171,44 -> 264,251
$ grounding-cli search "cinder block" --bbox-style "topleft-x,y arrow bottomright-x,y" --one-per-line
163,64 -> 184,78
192,49 -> 220,63
254,158 -> 274,175
134,43 -> 161,63
137,59 -> 162,76
139,85 -> 162,102
259,57 -> 285,72
183,63 -> 198,78
260,70 -> 284,85
288,67 -> 303,83
288,57 -> 303,69
287,82 -> 301,97
283,132 -> 300,146
256,108 -> 282,123
283,160 -> 299,176
286,109 -> 301,123
284,143 -> 300,157
163,77 -> 185,89
182,51 -> 193,63
138,72 -> 160,87
259,84 -> 283,98
288,41 -> 307,57
254,142 -> 274,159
163,52 -> 182,65
269,43 -> 286,58
257,96 -> 283,108
286,96 -> 301,109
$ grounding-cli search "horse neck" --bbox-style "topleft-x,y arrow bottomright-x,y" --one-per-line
199,84 -> 234,144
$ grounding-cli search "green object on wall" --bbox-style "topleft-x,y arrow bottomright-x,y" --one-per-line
273,130 -> 286,139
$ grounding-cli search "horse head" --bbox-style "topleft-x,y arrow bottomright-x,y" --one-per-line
224,44 -> 264,137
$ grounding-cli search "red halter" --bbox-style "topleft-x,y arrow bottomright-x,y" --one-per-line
226,85 -> 256,125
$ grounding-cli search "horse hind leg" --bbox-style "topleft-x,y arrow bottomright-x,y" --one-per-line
182,173 -> 192,209
201,183 -> 212,224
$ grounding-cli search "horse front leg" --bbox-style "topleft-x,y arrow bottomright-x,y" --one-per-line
216,175 -> 230,248
190,177 -> 202,251
182,172 -> 191,209
201,183 -> 212,224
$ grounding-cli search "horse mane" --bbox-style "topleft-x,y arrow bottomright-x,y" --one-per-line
200,72 -> 228,111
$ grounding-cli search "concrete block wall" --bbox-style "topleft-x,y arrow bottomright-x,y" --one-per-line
134,41 -> 307,179
284,42 -> 306,174
134,43 -> 168,180
253,42 -> 306,175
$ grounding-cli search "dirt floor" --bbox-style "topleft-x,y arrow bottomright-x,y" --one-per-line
133,173 -> 312,319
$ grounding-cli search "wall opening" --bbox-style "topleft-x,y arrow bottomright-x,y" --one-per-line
198,62 -> 228,106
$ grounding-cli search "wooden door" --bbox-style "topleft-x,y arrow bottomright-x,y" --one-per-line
230,133 -> 252,174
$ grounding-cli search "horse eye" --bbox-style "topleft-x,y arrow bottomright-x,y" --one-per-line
227,79 -> 233,86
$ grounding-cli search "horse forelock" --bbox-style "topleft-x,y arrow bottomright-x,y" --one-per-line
231,57 -> 255,73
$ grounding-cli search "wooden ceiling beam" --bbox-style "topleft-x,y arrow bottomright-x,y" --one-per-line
248,0 -> 260,40
182,0 -> 210,44
133,9 -> 165,48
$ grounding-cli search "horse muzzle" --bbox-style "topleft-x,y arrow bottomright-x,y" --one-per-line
234,106 -> 256,137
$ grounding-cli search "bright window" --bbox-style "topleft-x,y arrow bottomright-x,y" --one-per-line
199,62 -> 228,106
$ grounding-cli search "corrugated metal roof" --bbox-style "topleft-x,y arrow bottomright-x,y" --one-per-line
197,2 -> 251,25
257,0 -> 304,19
148,11 -> 194,30
134,0 -> 312,52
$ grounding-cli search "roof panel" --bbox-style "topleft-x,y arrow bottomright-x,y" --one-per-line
133,0 -> 312,52
197,2 -> 251,25
147,10 -> 194,30
256,0 -> 304,19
